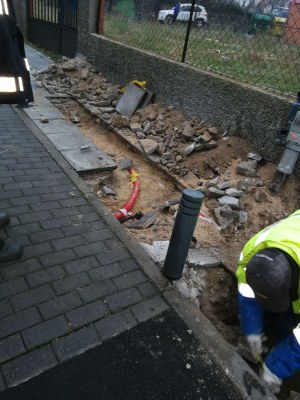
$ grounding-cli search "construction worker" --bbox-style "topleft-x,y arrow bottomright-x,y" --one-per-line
0,0 -> 33,104
236,209 -> 300,394
0,0 -> 34,261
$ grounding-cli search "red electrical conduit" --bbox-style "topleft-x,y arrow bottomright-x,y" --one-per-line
114,168 -> 140,220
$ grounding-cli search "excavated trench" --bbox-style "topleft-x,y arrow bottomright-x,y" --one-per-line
37,57 -> 300,398
54,100 -> 300,400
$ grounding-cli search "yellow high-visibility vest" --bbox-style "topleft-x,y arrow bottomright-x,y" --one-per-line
236,209 -> 300,313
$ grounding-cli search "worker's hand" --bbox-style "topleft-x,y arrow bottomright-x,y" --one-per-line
246,334 -> 268,362
260,363 -> 282,394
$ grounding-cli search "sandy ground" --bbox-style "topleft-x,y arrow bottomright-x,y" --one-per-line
60,100 -> 300,271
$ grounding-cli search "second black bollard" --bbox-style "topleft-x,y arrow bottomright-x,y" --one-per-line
162,189 -> 204,280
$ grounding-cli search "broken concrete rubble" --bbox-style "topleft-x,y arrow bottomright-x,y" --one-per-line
237,160 -> 257,177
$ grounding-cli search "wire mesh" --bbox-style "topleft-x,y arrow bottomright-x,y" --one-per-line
99,0 -> 300,95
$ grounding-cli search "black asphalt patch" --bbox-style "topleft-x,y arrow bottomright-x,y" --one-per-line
1,309 -> 240,400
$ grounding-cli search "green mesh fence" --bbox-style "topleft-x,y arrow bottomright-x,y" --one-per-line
100,0 -> 300,95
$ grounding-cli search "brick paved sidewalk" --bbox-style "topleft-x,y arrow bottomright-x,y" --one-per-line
0,105 -> 169,390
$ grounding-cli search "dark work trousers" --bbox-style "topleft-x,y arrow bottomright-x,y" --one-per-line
0,238 -> 5,250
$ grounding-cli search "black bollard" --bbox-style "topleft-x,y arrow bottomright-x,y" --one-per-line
162,189 -> 204,280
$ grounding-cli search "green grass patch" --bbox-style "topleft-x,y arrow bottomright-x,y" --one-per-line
104,14 -> 300,95
26,40 -> 61,63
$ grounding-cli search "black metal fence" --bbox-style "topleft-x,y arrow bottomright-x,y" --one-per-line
28,0 -> 78,57
97,0 -> 300,96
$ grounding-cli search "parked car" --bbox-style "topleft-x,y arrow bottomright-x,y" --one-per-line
158,3 -> 208,28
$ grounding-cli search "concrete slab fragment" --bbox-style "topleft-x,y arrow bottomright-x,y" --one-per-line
187,248 -> 221,268
61,147 -> 117,172
139,241 -> 169,266
47,133 -> 92,151
116,83 -> 146,118
138,89 -> 154,110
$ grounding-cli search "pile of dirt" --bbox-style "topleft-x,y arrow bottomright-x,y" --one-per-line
34,58 -> 300,396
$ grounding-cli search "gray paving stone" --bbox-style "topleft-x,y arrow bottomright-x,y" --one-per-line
53,326 -> 101,363
112,270 -> 147,291
70,212 -> 100,224
21,316 -> 71,349
119,258 -> 140,272
29,228 -> 64,244
19,210 -> 52,224
79,279 -> 117,303
63,256 -> 100,275
104,238 -> 125,251
0,277 -> 28,300
88,263 -> 123,281
11,285 -> 55,311
74,242 -> 108,258
30,200 -> 60,212
51,234 -> 87,251
105,288 -> 143,312
0,334 -> 26,363
82,229 -> 115,243
96,249 -> 130,266
39,292 -> 82,320
2,346 -> 57,388
0,308 -> 41,339
50,207 -> 81,218
61,223 -> 95,237
59,197 -> 87,207
10,195 -> 41,206
0,300 -> 13,319
40,249 -> 76,268
0,371 -> 4,391
5,222 -> 41,237
52,272 -> 92,295
66,299 -> 109,329
1,259 -> 42,280
26,266 -> 66,288
22,242 -> 53,259
137,282 -> 157,298
95,309 -> 137,341
40,217 -> 72,230
130,296 -> 169,323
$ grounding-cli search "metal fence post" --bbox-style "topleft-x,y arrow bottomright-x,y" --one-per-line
181,0 -> 196,63
162,189 -> 204,280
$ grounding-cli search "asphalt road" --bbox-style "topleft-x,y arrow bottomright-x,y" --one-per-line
1,309 -> 240,400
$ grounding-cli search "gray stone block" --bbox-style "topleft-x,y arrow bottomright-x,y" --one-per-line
2,346 -> 57,388
53,326 -> 101,363
130,296 -> 169,322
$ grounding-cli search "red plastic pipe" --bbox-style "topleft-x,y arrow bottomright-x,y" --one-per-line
114,168 -> 140,220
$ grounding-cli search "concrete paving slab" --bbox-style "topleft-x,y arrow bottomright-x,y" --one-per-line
61,147 -> 117,172
46,133 -> 92,151
187,248 -> 221,268
23,107 -> 64,121
33,119 -> 80,135
25,45 -> 53,72
116,83 -> 146,118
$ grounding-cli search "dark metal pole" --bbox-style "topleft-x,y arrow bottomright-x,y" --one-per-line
181,0 -> 196,63
162,189 -> 204,280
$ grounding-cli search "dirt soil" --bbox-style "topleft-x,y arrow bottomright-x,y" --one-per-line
59,100 -> 300,270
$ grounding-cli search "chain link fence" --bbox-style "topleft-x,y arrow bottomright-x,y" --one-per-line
97,0 -> 300,96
